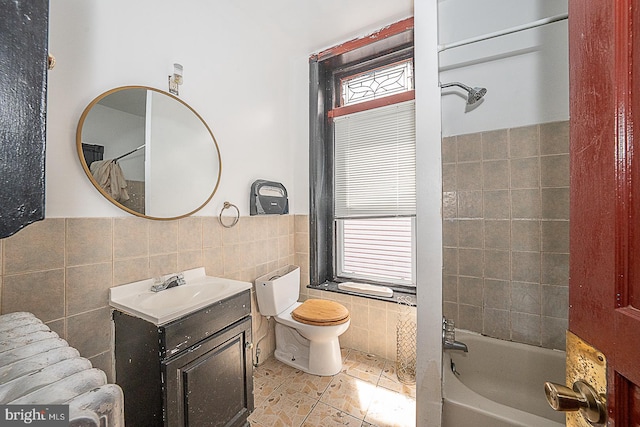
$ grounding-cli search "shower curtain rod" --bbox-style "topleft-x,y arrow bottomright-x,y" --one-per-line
113,144 -> 145,162
438,12 -> 568,53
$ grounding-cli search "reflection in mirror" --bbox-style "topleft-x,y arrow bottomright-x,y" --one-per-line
77,86 -> 221,220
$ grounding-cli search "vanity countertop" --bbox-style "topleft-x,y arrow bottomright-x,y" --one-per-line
109,267 -> 252,326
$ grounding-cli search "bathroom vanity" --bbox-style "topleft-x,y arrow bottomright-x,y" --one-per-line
110,268 -> 254,427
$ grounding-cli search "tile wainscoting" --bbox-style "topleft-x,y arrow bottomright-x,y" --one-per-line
0,213 -> 409,382
0,215 -> 295,380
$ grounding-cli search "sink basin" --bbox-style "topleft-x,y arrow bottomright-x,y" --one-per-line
109,267 -> 252,325
136,283 -> 233,310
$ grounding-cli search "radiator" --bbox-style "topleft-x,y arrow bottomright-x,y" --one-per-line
0,312 -> 124,426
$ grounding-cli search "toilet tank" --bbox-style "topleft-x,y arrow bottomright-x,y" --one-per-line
254,265 -> 300,316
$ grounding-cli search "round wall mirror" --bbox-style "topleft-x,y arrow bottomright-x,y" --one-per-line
76,86 -> 221,220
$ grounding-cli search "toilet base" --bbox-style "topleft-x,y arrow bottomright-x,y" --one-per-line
274,323 -> 343,376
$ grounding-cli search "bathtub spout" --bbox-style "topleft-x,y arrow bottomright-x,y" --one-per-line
442,318 -> 468,352
444,340 -> 468,352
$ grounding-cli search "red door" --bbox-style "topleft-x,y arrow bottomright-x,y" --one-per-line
569,0 -> 640,425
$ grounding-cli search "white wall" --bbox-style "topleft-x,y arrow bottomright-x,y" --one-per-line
415,1 -> 444,425
438,0 -> 569,136
46,0 -> 413,218
47,1 -> 299,218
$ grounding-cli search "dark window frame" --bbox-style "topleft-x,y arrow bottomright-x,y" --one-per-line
308,18 -> 415,293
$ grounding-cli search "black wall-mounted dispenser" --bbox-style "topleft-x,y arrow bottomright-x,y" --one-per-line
250,180 -> 289,215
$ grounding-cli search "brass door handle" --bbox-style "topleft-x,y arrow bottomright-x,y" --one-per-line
544,380 -> 606,425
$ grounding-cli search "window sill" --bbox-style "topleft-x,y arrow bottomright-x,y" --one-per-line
307,281 -> 416,306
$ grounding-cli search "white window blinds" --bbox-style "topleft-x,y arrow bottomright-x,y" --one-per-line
333,100 -> 416,219
337,217 -> 415,285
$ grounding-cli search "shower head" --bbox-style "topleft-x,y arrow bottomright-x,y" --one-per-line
466,86 -> 487,105
440,82 -> 487,105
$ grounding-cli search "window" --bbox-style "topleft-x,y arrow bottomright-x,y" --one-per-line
333,101 -> 416,286
340,60 -> 414,106
309,18 -> 415,292
337,217 -> 414,285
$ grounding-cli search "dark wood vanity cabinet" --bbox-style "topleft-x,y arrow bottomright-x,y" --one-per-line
113,290 -> 254,427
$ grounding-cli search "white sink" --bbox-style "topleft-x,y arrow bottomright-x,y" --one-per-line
109,267 -> 252,325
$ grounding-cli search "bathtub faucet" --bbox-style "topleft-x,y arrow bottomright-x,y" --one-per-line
442,317 -> 469,352
443,340 -> 468,352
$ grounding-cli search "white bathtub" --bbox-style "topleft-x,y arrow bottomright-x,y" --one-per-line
443,331 -> 566,427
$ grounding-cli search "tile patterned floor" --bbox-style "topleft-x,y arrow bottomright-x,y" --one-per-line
250,348 -> 416,427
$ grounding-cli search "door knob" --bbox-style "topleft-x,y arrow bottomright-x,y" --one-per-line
544,380 -> 606,425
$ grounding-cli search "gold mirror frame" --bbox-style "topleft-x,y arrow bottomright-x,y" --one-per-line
76,86 -> 222,220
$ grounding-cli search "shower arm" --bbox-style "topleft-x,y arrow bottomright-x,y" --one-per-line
440,81 -> 487,105
439,82 -> 474,93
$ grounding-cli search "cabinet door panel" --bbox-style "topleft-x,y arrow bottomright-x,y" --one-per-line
163,318 -> 253,427
183,336 -> 245,426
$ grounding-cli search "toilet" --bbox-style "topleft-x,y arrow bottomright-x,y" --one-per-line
255,265 -> 350,376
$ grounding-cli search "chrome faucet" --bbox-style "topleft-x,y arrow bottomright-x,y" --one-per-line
150,273 -> 186,292
444,340 -> 469,352
442,317 -> 468,352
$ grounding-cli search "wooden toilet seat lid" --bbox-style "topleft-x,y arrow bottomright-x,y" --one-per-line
291,299 -> 350,326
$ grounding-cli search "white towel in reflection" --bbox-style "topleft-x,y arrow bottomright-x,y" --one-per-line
90,160 -> 130,202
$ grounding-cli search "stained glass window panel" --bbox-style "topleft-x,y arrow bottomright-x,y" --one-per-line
341,60 -> 413,106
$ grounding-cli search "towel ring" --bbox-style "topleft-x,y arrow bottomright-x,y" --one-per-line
219,201 -> 240,228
